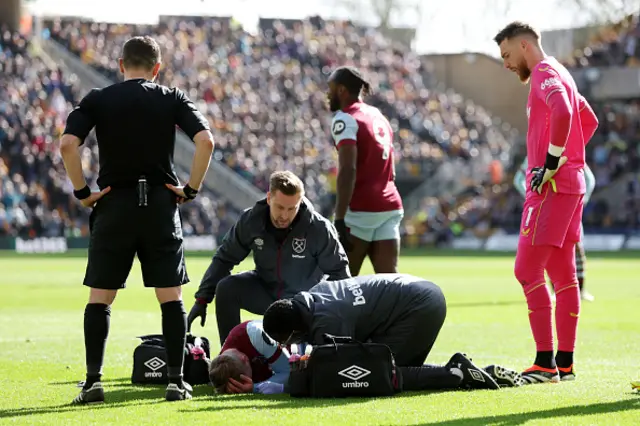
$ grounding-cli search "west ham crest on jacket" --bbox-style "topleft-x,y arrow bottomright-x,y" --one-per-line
292,237 -> 306,254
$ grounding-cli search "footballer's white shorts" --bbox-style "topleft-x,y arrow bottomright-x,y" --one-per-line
345,208 -> 404,242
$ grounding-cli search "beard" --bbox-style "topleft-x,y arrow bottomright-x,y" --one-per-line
517,61 -> 531,84
328,95 -> 341,112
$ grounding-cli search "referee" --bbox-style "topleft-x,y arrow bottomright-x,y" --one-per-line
59,36 -> 214,404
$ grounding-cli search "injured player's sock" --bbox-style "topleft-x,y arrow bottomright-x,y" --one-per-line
399,365 -> 462,391
555,282 -> 580,355
524,282 -> 554,355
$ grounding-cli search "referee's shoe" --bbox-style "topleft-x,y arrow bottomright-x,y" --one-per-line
72,381 -> 192,404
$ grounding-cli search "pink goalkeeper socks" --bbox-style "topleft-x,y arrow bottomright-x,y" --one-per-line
525,282 -> 554,352
555,284 -> 580,352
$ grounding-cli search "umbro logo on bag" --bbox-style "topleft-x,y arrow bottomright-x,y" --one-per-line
144,357 -> 166,378
468,368 -> 486,382
338,365 -> 371,388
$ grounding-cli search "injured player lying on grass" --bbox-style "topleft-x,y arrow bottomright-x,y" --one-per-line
211,275 -> 527,394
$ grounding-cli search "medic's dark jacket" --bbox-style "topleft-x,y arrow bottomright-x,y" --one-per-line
195,197 -> 350,302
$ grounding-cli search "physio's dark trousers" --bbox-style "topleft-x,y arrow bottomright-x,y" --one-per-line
215,271 -> 277,345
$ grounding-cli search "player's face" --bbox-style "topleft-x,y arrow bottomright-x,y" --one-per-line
267,190 -> 302,229
499,39 -> 531,84
327,81 -> 342,112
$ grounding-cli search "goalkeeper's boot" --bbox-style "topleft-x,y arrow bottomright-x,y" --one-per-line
71,381 -> 104,405
558,365 -> 576,381
165,380 -> 193,401
484,365 -> 525,387
521,365 -> 560,384
446,353 -> 499,390
631,380 -> 640,391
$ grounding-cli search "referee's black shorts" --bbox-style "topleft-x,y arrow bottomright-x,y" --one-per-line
83,186 -> 189,290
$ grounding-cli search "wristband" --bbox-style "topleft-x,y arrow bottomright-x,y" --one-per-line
183,184 -> 198,200
544,152 -> 561,170
73,185 -> 91,200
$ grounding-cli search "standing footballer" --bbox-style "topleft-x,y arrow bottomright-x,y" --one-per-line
327,66 -> 404,275
514,157 -> 597,302
494,22 -> 598,384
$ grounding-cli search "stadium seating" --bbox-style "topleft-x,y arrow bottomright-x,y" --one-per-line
0,27 -> 239,240
566,15 -> 640,68
45,16 -> 516,202
16,14 -> 640,245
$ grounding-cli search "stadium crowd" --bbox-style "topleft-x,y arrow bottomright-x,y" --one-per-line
0,27 -> 238,240
3,12 -> 640,246
45,15 -> 516,205
567,13 -> 640,68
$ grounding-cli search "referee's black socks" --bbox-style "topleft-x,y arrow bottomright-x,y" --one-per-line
84,303 -> 111,389
161,300 -> 187,385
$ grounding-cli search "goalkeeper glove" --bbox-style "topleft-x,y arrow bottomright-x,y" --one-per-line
530,154 -> 568,194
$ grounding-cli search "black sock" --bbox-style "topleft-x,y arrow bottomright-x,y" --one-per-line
161,300 -> 187,385
84,303 -> 111,388
399,364 -> 463,391
578,278 -> 584,291
534,351 -> 556,369
555,351 -> 574,368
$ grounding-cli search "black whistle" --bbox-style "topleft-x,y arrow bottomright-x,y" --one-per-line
137,176 -> 148,207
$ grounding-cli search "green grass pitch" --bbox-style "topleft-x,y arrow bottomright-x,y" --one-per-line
1,253 -> 639,425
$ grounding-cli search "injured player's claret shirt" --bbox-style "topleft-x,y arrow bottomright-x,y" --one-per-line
220,320 -> 289,384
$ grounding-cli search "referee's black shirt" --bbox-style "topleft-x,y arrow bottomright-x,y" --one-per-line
63,78 -> 210,189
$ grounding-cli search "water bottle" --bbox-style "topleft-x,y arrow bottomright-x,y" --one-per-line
289,345 -> 301,372
191,337 -> 205,360
300,345 -> 313,369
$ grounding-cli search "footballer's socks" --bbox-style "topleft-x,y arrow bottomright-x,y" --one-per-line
555,351 -> 576,380
534,351 -> 556,369
555,351 -> 573,369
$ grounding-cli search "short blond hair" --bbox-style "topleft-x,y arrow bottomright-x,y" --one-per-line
269,171 -> 304,196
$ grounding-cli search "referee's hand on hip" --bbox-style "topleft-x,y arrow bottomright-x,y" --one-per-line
165,183 -> 198,204
77,186 -> 111,208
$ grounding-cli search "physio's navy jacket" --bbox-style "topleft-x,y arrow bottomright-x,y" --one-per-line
293,274 -> 441,344
195,197 -> 350,302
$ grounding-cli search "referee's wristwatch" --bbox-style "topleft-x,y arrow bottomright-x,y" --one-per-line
183,184 -> 198,200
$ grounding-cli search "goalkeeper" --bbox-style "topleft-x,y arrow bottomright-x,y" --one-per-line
514,157 -> 596,302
